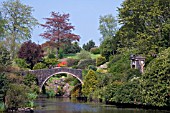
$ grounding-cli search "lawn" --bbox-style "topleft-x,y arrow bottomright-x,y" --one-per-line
63,53 -> 101,59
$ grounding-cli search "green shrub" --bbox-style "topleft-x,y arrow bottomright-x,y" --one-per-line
88,65 -> 97,71
5,84 -> 29,109
14,58 -> 29,69
82,70 -> 99,98
33,62 -> 46,70
141,47 -> 170,107
77,59 -> 96,69
0,102 -> 5,112
66,58 -> 79,67
58,49 -> 64,59
48,53 -> 56,59
77,50 -> 91,59
44,58 -> 58,67
96,56 -> 106,66
90,47 -> 100,54
26,92 -> 38,107
46,89 -> 56,97
23,73 -> 37,88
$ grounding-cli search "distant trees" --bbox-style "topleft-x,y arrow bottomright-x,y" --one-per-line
1,0 -> 38,59
40,12 -> 80,57
63,42 -> 81,54
18,40 -> 44,69
82,40 -> 95,51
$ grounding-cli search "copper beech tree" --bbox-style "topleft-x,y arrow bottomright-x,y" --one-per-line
40,12 -> 80,56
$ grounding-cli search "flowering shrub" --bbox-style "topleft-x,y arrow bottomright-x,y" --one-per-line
57,61 -> 67,67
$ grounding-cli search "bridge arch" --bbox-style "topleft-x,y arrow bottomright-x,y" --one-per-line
40,71 -> 83,92
22,67 -> 83,92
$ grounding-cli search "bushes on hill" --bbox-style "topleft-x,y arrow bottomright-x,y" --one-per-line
90,47 -> 100,54
96,56 -> 106,66
141,47 -> 170,107
76,50 -> 91,59
77,59 -> 96,69
66,58 -> 79,67
33,62 -> 46,70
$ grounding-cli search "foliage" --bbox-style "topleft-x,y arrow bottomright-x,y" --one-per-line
99,14 -> 118,41
117,0 -> 170,55
26,92 -> 38,107
76,50 -> 91,60
58,49 -> 64,59
14,58 -> 29,69
82,40 -> 95,51
23,73 -> 37,88
5,83 -> 29,109
0,46 -> 11,67
96,56 -> 106,66
1,0 -> 38,59
48,53 -> 56,59
46,89 -> 56,98
18,40 -> 44,69
40,12 -> 80,57
0,12 -> 6,39
90,47 -> 100,54
63,42 -> 81,54
99,14 -> 118,60
100,36 -> 118,60
44,57 -> 58,68
0,73 -> 9,104
66,58 -> 79,67
82,70 -> 99,98
141,47 -> 170,107
0,102 -> 5,111
88,65 -> 97,71
77,59 -> 96,69
108,53 -> 131,81
112,81 -> 141,103
33,62 -> 46,70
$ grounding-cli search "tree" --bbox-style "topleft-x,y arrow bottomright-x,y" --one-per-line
99,14 -> 118,41
82,70 -> 99,98
141,47 -> 170,107
63,42 -> 81,54
117,0 -> 170,55
0,46 -> 11,67
82,40 -> 95,51
0,12 -> 6,41
1,0 -> 38,59
40,12 -> 80,57
98,14 -> 118,59
18,40 -> 44,69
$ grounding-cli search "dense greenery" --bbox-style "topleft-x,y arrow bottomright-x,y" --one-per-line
0,0 -> 170,110
117,0 -> 170,55
82,40 -> 95,51
141,47 -> 170,107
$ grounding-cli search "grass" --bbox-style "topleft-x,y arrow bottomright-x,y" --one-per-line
63,53 -> 101,59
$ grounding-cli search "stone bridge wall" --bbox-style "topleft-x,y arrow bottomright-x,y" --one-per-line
22,67 -> 82,90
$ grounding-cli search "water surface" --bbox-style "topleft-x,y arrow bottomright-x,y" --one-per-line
34,98 -> 170,113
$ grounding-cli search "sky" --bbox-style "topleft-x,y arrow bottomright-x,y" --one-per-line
3,0 -> 124,46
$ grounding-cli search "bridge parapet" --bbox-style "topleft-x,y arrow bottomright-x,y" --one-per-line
21,67 -> 82,91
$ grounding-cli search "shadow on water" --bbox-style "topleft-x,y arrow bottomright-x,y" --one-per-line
33,98 -> 170,113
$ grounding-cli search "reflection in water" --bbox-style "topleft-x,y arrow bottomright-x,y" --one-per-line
34,98 -> 169,113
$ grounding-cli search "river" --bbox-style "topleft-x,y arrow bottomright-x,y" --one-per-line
34,98 -> 170,113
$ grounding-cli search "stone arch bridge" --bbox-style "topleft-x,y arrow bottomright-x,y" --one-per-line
22,67 -> 82,92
